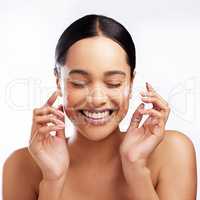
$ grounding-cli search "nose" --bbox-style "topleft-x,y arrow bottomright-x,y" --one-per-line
86,86 -> 108,107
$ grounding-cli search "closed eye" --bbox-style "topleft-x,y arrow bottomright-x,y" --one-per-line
107,83 -> 122,88
70,80 -> 87,88
70,80 -> 122,88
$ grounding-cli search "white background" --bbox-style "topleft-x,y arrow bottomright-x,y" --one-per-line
0,0 -> 200,199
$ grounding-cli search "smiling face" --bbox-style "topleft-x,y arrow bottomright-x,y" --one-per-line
57,36 -> 134,141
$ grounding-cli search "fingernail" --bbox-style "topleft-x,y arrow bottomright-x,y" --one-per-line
145,82 -> 149,90
140,103 -> 144,108
146,82 -> 153,89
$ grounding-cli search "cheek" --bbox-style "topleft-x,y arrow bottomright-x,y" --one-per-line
64,86 -> 88,109
116,88 -> 130,118
123,86 -> 130,98
110,89 -> 130,111
120,96 -> 129,112
119,85 -> 131,102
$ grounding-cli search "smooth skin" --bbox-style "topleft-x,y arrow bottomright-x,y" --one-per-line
3,36 -> 197,200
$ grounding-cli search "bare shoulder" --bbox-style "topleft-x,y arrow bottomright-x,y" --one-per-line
153,130 -> 197,199
164,129 -> 195,146
151,129 -> 197,168
158,129 -> 196,159
3,147 -> 42,199
3,146 -> 42,177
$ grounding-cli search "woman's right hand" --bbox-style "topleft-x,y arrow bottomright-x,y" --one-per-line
28,90 -> 70,181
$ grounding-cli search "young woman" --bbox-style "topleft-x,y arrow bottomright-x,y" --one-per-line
3,14 -> 197,200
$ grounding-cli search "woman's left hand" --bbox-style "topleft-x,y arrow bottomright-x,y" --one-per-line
119,82 -> 170,165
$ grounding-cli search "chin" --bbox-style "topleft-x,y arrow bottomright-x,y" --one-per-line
71,113 -> 123,141
76,125 -> 118,141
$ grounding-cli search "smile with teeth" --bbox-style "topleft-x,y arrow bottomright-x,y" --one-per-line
78,109 -> 115,125
83,110 -> 110,119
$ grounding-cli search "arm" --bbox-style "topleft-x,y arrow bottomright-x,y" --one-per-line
3,92 -> 69,200
120,83 -> 197,199
38,177 -> 66,200
28,91 -> 70,199
123,159 -> 159,200
123,131 -> 197,200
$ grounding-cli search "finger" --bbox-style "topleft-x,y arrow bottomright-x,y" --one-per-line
30,124 -> 64,144
140,86 -> 170,122
35,114 -> 65,126
56,125 -> 66,139
151,117 -> 160,125
140,90 -> 168,106
33,106 -> 65,119
146,82 -> 154,92
142,115 -> 165,135
146,83 -> 170,115
129,103 -> 144,129
56,104 -> 65,122
142,116 -> 159,125
31,106 -> 64,140
140,96 -> 169,112
55,104 -> 66,139
37,124 -> 65,138
43,91 -> 59,107
139,108 -> 163,119
143,82 -> 169,106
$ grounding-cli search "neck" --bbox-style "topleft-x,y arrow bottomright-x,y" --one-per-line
68,127 -> 123,168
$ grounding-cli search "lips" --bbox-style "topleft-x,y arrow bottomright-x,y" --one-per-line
81,108 -> 113,115
82,110 -> 110,119
77,108 -> 117,126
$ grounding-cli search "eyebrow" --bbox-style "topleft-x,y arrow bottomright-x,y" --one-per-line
68,69 -> 126,77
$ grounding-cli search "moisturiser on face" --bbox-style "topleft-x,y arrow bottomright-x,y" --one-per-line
123,85 -> 130,97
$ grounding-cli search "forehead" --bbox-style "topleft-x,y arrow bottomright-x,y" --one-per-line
64,36 -> 130,77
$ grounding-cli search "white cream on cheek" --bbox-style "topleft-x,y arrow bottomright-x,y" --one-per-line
123,85 -> 130,98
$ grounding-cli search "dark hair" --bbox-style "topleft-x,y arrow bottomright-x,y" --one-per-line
54,14 -> 136,80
